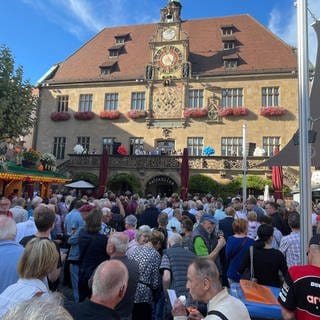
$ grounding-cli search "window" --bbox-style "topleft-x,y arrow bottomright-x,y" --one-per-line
53,137 -> 66,160
221,137 -> 243,156
109,49 -> 119,58
223,41 -> 235,50
101,67 -> 111,75
130,137 -> 144,155
224,59 -> 238,68
102,137 -> 115,154
105,93 -> 119,110
116,37 -> 125,44
221,27 -> 233,36
79,94 -> 93,112
188,89 -> 204,108
77,136 -> 90,152
57,95 -> 69,112
131,92 -> 145,110
263,136 -> 280,156
262,87 -> 279,107
221,88 -> 243,108
187,137 -> 203,156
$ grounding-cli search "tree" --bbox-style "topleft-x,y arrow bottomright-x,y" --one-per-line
0,45 -> 38,142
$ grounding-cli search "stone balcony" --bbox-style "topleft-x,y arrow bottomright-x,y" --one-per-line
61,154 -> 271,178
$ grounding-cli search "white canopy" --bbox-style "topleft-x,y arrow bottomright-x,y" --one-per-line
65,180 -> 95,189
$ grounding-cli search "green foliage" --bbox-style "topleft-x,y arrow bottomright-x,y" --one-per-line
234,175 -> 272,190
73,172 -> 99,186
189,174 -> 219,195
0,45 -> 38,141
219,180 -> 242,198
108,173 -> 142,194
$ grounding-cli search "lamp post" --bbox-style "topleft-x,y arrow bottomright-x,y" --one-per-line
242,124 -> 247,208
297,0 -> 312,264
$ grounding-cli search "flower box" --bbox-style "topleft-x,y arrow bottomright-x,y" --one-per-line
260,107 -> 287,116
232,107 -> 248,116
50,112 -> 71,121
74,111 -> 95,120
22,148 -> 40,162
184,108 -> 208,118
127,110 -> 147,119
100,110 -> 121,120
217,107 -> 234,117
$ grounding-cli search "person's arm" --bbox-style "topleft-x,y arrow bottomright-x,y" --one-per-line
280,307 -> 296,320
208,236 -> 226,260
116,198 -> 125,217
162,269 -> 171,292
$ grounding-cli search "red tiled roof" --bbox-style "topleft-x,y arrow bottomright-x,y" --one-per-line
47,14 -> 297,84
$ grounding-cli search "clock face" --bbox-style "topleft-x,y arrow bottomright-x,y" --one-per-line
162,28 -> 176,40
154,46 -> 183,74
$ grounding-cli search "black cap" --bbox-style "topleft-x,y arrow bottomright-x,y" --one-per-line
309,234 -> 320,246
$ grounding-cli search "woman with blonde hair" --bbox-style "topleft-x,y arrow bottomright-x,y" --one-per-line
0,238 -> 59,317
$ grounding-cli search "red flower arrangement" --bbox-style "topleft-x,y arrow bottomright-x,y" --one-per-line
260,107 -> 287,116
50,112 -> 71,121
127,110 -> 147,119
217,107 -> 234,117
184,108 -> 208,118
218,107 -> 248,117
100,110 -> 121,120
232,107 -> 248,116
74,111 -> 95,120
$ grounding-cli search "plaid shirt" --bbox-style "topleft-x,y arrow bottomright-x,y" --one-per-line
279,230 -> 300,267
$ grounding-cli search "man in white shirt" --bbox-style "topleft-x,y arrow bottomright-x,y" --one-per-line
10,198 -> 28,223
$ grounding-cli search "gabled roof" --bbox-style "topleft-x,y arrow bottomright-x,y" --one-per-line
46,14 -> 297,84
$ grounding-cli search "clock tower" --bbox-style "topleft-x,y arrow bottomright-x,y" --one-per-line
145,0 -> 191,122
146,0 -> 191,82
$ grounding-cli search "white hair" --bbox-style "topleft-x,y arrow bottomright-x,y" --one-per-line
2,293 -> 72,320
0,216 -> 16,240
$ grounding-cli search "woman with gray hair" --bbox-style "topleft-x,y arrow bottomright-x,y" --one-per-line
126,224 -> 151,256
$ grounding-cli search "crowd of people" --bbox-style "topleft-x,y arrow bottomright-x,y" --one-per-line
0,191 -> 320,320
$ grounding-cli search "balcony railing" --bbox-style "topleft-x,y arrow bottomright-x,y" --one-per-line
65,154 -> 270,172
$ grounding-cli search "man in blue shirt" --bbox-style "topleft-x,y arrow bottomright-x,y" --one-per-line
0,216 -> 24,293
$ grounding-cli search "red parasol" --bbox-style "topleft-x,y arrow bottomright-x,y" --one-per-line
180,148 -> 189,201
272,147 -> 283,200
98,147 -> 109,198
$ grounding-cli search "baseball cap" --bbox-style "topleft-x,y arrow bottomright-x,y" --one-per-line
257,195 -> 264,201
200,214 -> 217,224
309,234 -> 320,245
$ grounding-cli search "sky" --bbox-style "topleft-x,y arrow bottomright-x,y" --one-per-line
0,0 -> 319,85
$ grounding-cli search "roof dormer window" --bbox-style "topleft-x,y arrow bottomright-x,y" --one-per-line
115,33 -> 129,44
223,41 -> 235,50
221,24 -> 235,36
223,54 -> 239,69
108,44 -> 124,58
99,61 -> 118,75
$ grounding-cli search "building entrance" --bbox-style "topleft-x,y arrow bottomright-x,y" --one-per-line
145,175 -> 178,197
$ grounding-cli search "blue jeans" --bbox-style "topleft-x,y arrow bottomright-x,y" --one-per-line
70,263 -> 79,302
